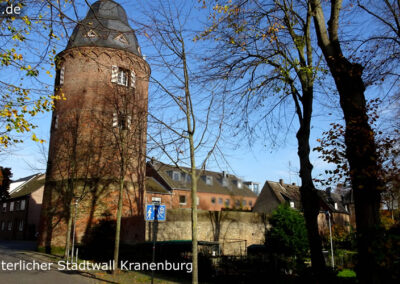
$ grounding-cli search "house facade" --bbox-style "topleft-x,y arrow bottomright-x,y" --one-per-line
0,174 -> 45,240
253,179 -> 351,233
146,161 -> 258,211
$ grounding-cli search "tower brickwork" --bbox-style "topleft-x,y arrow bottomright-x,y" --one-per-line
38,0 -> 150,250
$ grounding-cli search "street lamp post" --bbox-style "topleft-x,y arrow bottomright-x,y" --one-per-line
326,211 -> 335,268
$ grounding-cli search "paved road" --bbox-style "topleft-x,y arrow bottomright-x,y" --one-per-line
0,241 -> 105,284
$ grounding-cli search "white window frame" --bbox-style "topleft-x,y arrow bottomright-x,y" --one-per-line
8,221 -> 12,231
9,201 -> 14,212
117,68 -> 129,86
218,198 -> 223,204
222,178 -> 228,187
1,221 -> 5,231
18,220 -> 24,231
205,176 -> 213,185
290,201 -> 295,208
225,199 -> 230,207
179,195 -> 186,205
2,202 -> 6,212
20,200 -> 26,211
334,202 -> 338,210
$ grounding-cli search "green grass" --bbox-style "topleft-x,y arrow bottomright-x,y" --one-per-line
337,269 -> 356,278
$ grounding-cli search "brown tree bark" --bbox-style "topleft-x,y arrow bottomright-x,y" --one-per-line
310,1 -> 383,282
295,87 -> 327,277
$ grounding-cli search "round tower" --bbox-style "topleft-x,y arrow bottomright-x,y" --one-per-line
39,0 -> 150,250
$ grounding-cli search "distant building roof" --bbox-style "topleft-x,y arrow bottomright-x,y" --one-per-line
253,180 -> 302,213
253,179 -> 349,214
67,0 -> 141,56
147,161 -> 257,198
317,190 -> 349,214
9,174 -> 45,199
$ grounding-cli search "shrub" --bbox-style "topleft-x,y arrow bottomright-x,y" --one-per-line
265,204 -> 309,259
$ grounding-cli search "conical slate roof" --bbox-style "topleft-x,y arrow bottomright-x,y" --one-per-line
67,0 -> 141,56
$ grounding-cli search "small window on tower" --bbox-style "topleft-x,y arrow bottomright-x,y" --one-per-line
54,114 -> 59,129
112,112 -> 131,129
117,69 -> 129,86
115,34 -> 129,45
86,29 -> 98,38
60,65 -> 65,85
111,66 -> 134,88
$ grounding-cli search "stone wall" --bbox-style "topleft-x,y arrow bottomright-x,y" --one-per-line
145,209 -> 268,255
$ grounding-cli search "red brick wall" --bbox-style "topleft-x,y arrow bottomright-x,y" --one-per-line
39,47 -> 149,249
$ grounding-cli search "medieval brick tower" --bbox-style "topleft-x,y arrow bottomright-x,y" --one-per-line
39,0 -> 150,250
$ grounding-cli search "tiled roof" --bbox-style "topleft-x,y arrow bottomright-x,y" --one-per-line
9,174 -> 45,199
67,0 -> 141,56
317,190 -> 349,214
254,179 -> 349,214
148,161 -> 257,198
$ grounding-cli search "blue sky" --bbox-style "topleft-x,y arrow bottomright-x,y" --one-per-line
1,0 -> 394,189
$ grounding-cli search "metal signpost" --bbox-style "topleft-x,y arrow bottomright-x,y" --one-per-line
145,202 -> 166,284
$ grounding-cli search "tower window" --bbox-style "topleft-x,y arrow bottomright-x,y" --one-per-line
111,66 -> 135,88
54,114 -> 59,129
118,69 -> 129,86
86,29 -> 98,38
60,65 -> 65,85
115,34 -> 129,45
112,112 -> 131,130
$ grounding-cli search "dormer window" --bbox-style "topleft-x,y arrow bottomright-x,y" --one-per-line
205,176 -> 213,185
86,29 -> 98,38
222,178 -> 228,187
172,171 -> 181,181
115,34 -> 129,45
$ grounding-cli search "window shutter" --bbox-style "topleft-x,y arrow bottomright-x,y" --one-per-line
127,115 -> 132,129
131,70 -> 136,88
112,112 -> 118,127
111,66 -> 118,83
60,65 -> 65,85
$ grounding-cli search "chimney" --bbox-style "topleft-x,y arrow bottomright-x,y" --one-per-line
279,179 -> 284,185
222,171 -> 227,178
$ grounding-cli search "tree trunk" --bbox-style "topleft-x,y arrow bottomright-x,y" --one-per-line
328,58 -> 382,283
296,87 -> 327,277
113,177 -> 124,274
190,141 -> 198,284
64,203 -> 73,259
